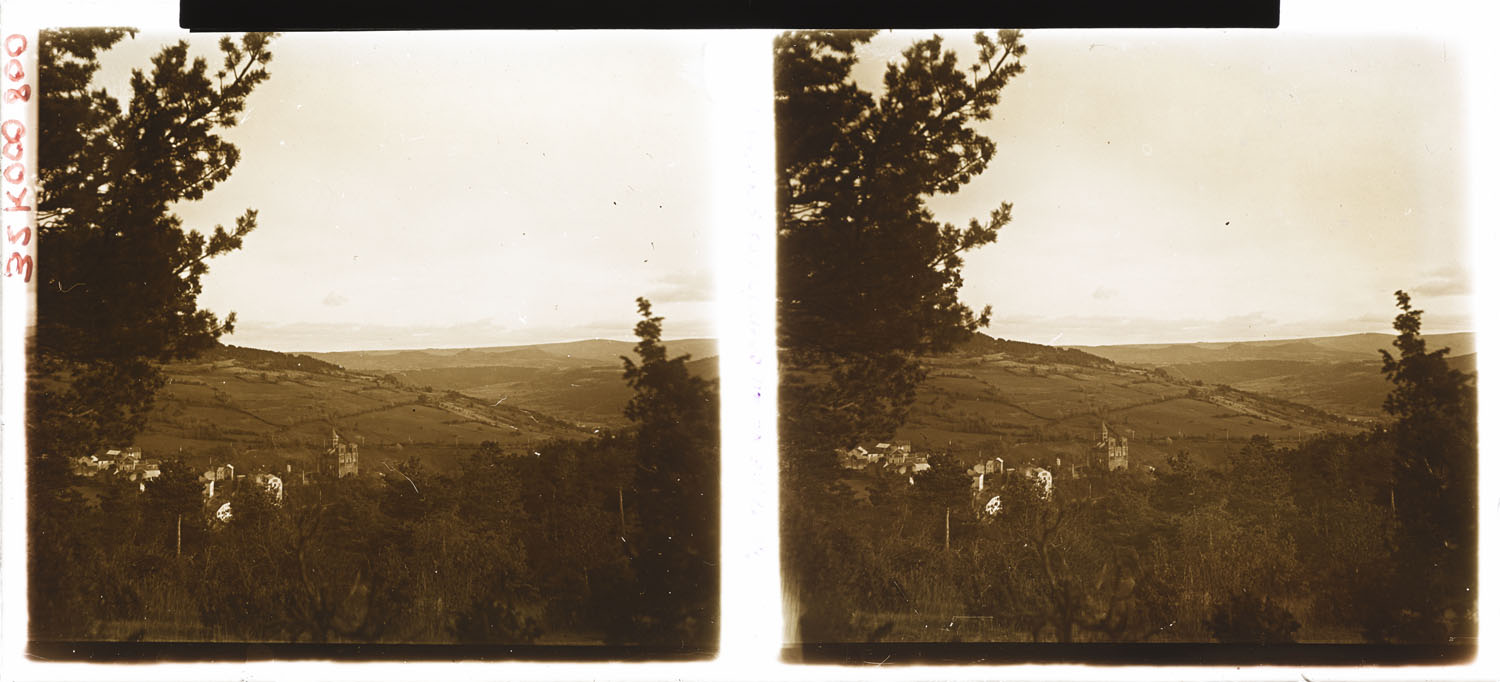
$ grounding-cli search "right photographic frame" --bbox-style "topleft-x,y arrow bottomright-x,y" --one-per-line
776,29 -> 1477,664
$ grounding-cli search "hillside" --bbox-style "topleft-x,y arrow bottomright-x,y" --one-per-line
889,344 -> 1360,473
308,338 -> 719,428
133,346 -> 591,476
958,332 -> 1116,369
1073,332 -> 1474,366
310,338 -> 718,373
1070,332 -> 1476,420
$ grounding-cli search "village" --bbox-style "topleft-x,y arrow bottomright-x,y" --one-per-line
69,428 -> 363,523
838,420 -> 1135,516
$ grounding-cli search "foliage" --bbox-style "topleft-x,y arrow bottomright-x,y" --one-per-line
38,433 -> 671,644
1206,593 -> 1301,644
620,298 -> 720,649
782,308 -> 1471,645
34,27 -> 275,381
776,30 -> 1026,456
973,476 -> 1174,643
777,29 -> 1030,642
776,30 -> 1024,357
1362,291 -> 1478,642
29,29 -> 277,637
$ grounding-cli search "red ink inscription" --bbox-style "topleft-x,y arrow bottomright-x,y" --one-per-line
3,188 -> 29,212
6,252 -> 30,281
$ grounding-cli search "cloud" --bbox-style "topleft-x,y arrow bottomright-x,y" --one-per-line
1091,286 -> 1119,301
1411,265 -> 1471,298
643,269 -> 714,304
322,291 -> 349,307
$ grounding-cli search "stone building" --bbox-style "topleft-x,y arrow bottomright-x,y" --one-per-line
321,429 -> 359,478
1096,420 -> 1129,472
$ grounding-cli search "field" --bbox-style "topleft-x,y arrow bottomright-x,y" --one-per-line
132,347 -> 590,477
1073,332 -> 1476,421
893,348 -> 1356,472
312,340 -> 720,428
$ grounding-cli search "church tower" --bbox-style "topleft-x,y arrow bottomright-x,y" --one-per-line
321,428 -> 359,478
1096,420 -> 1129,472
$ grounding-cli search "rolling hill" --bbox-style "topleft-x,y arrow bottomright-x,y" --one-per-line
310,338 -> 718,373
307,338 -> 719,428
1067,332 -> 1475,420
894,339 -> 1360,472
133,345 -> 592,477
1072,332 -> 1474,366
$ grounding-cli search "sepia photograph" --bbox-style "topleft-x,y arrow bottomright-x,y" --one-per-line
776,29 -> 1479,661
3,1 -> 1497,678
22,28 -> 721,656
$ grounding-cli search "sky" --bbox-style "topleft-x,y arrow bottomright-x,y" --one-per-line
87,29 -> 1475,351
852,30 -> 1473,347
92,31 -> 718,352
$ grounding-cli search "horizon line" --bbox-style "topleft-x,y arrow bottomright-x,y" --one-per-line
235,335 -> 720,356
1048,328 -> 1476,349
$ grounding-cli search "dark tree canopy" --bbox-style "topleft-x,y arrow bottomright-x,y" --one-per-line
621,297 -> 720,649
1368,290 -> 1478,642
38,29 -> 274,365
29,30 -> 277,639
30,29 -> 276,460
776,30 -> 1030,642
776,30 -> 1025,357
776,30 -> 1026,458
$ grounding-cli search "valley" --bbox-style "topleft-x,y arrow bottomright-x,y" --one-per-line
134,345 -> 590,477
309,338 -> 719,428
1072,332 -> 1475,420
893,333 -> 1363,473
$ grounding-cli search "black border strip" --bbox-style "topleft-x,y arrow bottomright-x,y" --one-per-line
28,641 -> 716,663
179,1 -> 1281,31
784,642 -> 1478,666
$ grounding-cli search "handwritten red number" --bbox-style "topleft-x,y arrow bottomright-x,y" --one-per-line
0,120 -> 21,164
7,224 -> 28,245
6,252 -> 31,281
3,35 -> 25,58
4,85 -> 28,103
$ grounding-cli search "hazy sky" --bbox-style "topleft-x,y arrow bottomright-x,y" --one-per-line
854,31 -> 1473,346
89,29 -> 1474,351
94,32 -> 717,352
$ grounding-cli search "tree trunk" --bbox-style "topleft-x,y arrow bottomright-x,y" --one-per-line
944,507 -> 951,552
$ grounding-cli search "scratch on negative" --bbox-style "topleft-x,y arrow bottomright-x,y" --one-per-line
383,461 -> 419,494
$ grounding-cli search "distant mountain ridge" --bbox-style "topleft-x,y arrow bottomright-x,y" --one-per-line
308,337 -> 717,373
1070,331 -> 1474,366
1064,331 -> 1476,420
304,338 -> 719,428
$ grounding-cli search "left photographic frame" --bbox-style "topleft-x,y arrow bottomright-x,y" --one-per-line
12,28 -> 722,661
